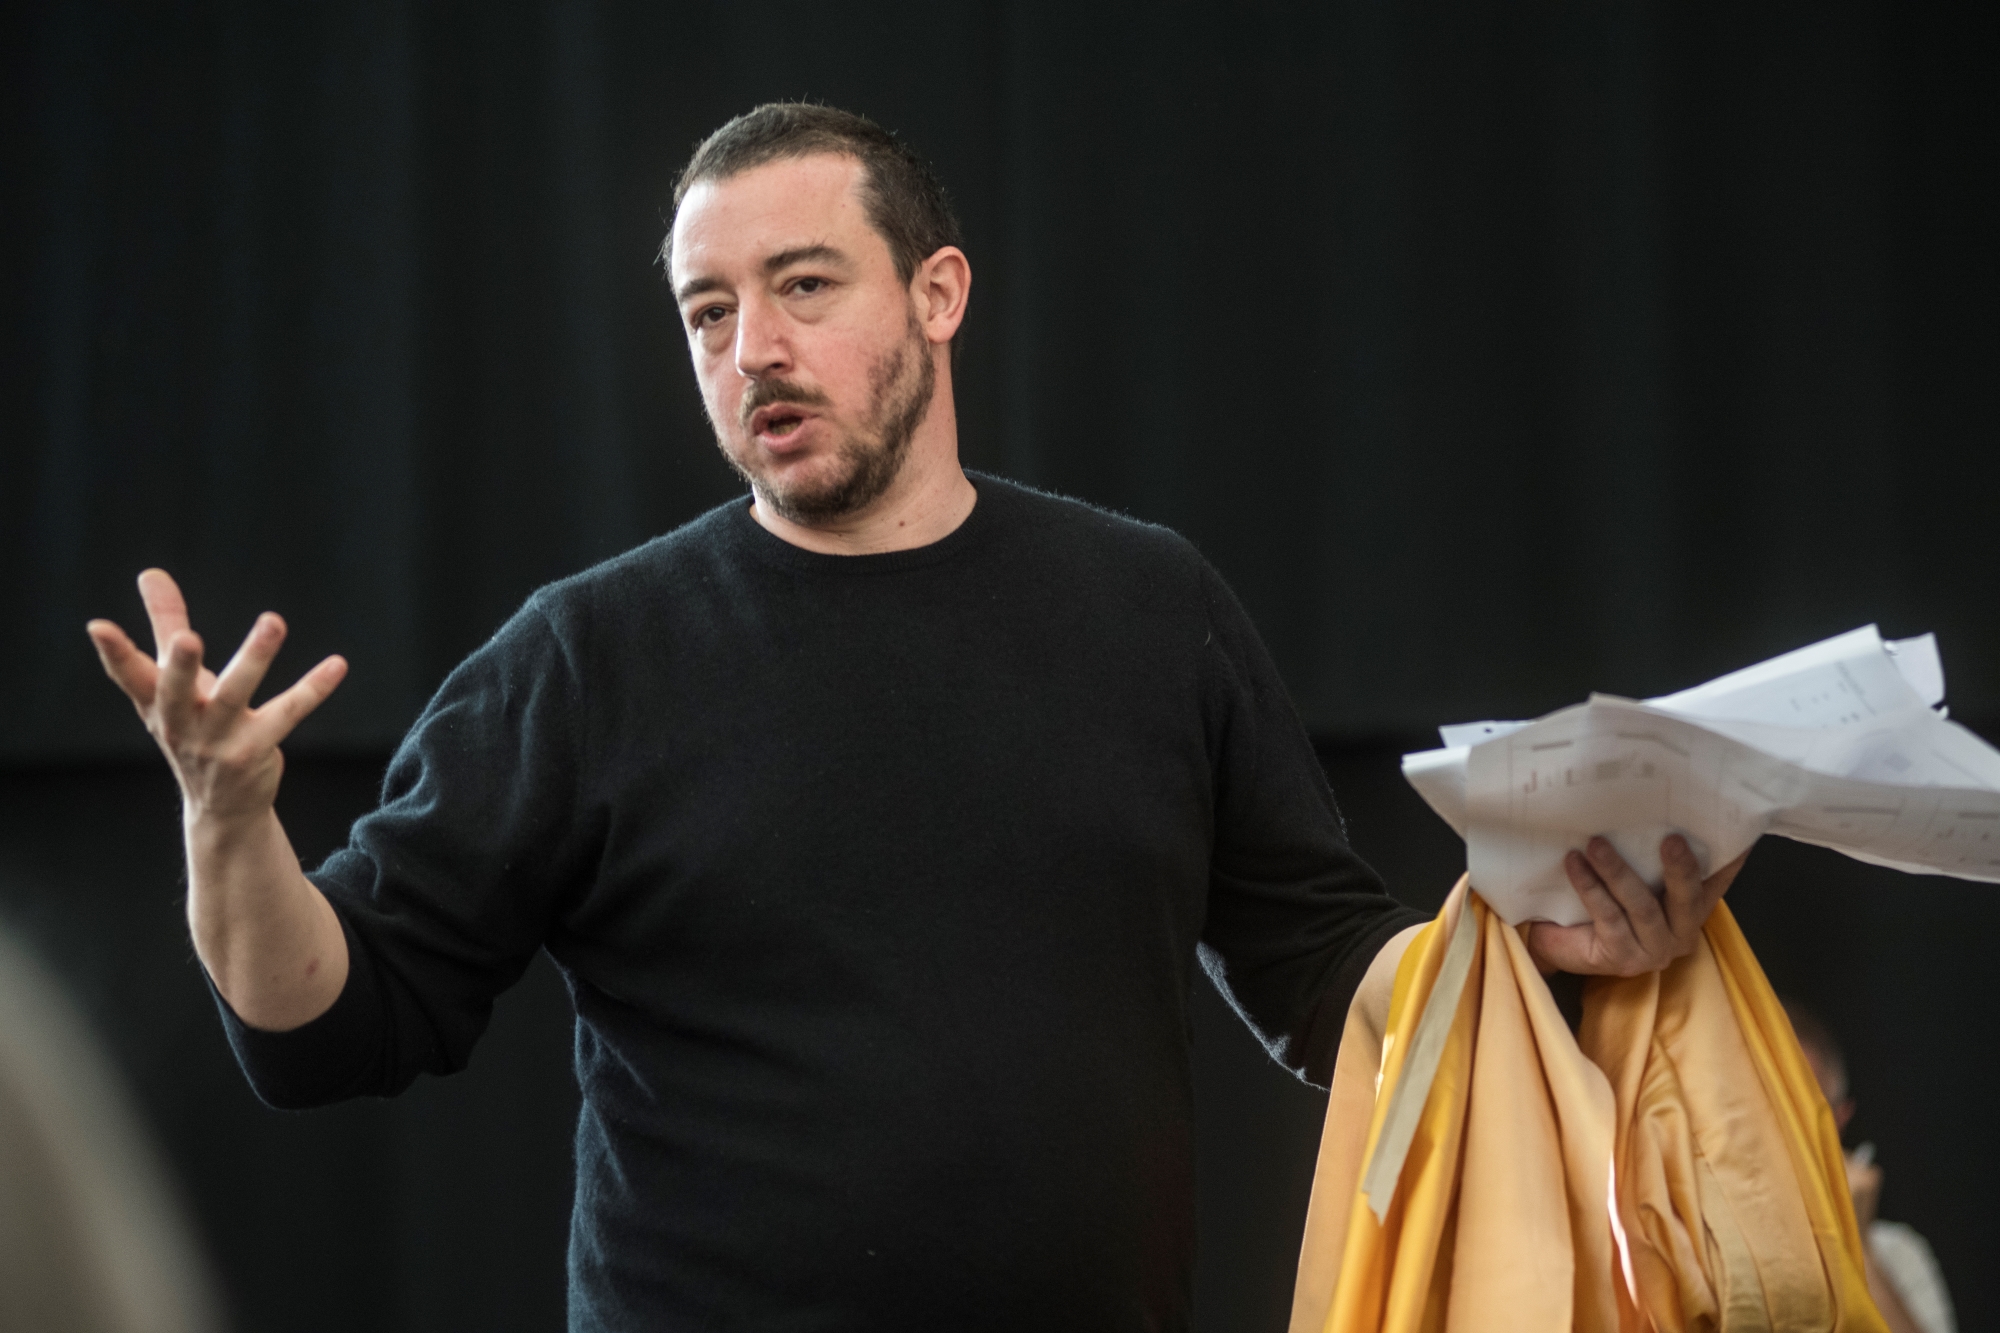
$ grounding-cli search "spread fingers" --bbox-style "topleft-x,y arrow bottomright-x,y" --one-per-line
86,620 -> 159,707
212,613 -> 289,713
244,655 -> 349,749
155,629 -> 206,735
137,569 -> 192,657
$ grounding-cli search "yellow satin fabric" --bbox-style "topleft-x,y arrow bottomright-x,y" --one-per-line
1290,879 -> 1885,1333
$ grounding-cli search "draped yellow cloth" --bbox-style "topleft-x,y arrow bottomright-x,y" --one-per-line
1290,879 -> 1886,1333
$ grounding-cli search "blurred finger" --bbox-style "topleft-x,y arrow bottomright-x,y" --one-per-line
86,620 -> 160,707
1564,849 -> 1633,933
1657,834 -> 1710,940
155,629 -> 206,735
137,569 -> 192,658
1561,848 -> 1645,969
245,655 -> 348,748
212,612 -> 288,713
1585,837 -> 1673,958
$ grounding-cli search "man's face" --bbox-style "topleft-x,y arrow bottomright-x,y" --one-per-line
670,154 -> 935,524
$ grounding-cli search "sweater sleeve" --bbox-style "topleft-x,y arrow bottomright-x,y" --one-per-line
1193,562 -> 1427,1088
213,594 -> 595,1108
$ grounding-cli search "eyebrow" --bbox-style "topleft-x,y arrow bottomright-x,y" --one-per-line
674,243 -> 851,305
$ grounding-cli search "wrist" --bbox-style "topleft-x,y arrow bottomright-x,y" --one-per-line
183,796 -> 275,846
183,804 -> 293,915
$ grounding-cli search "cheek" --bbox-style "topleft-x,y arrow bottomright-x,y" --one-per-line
815,341 -> 893,409
695,360 -> 743,425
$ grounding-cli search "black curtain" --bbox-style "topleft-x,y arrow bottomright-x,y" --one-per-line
9,0 -> 1995,756
5,3 -> 1995,1330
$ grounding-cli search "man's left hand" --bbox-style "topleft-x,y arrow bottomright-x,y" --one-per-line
1522,835 -> 1749,977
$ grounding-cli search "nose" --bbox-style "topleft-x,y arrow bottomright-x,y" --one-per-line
733,292 -> 792,381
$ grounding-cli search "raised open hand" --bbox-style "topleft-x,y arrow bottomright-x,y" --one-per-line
1522,833 -> 1749,977
86,569 -> 348,823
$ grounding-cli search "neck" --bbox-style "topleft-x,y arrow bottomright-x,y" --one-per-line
748,360 -> 976,556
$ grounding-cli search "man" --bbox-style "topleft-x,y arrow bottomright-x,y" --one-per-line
1787,1000 -> 1955,1333
88,104 -> 1736,1329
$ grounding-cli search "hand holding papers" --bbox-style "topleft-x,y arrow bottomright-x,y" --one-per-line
1403,627 -> 2000,925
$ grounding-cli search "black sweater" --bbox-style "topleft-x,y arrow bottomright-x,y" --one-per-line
219,475 -> 1422,1331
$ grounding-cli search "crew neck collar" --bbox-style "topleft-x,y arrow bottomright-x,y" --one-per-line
726,473 -> 999,575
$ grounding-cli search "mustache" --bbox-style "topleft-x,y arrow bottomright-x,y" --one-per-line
738,378 -> 832,429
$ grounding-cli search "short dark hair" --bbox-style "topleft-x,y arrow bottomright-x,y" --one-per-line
664,103 -> 962,286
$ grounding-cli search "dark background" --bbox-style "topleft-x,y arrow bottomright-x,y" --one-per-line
4,2 -> 1994,1329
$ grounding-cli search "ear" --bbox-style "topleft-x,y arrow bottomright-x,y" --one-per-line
911,246 -> 970,346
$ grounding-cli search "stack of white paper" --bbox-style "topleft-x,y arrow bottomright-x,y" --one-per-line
1402,627 -> 2000,925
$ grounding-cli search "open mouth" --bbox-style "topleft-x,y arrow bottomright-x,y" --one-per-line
761,411 -> 806,439
748,402 -> 815,441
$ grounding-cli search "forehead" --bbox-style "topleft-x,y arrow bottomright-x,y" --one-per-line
670,154 -> 882,285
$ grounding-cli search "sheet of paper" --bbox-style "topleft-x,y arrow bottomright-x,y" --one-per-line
1403,626 -> 2000,925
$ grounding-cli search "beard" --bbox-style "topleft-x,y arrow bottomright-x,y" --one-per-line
716,316 -> 937,525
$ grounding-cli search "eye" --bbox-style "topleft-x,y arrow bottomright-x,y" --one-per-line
690,304 -> 729,331
790,276 -> 828,296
